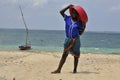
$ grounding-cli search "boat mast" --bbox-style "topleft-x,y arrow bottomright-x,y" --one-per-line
19,5 -> 29,46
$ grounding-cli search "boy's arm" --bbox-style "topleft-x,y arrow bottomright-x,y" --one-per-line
60,4 -> 73,18
64,38 -> 76,53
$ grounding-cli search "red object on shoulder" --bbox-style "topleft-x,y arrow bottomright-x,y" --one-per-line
69,5 -> 88,23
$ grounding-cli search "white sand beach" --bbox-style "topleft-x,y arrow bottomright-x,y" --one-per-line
0,51 -> 120,80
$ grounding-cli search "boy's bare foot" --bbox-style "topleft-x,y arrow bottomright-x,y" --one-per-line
51,70 -> 61,74
73,70 -> 77,73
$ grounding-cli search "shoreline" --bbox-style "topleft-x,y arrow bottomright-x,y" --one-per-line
0,51 -> 120,80
0,49 -> 120,55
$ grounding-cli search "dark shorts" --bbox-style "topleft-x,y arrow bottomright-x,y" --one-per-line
64,37 -> 81,57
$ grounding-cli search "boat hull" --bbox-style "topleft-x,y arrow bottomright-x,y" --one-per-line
19,45 -> 31,50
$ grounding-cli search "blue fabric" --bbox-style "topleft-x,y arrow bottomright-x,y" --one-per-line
64,37 -> 81,57
64,15 -> 83,38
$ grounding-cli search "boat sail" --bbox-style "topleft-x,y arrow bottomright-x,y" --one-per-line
19,5 -> 31,50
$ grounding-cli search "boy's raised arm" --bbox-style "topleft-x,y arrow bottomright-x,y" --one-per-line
59,4 -> 73,18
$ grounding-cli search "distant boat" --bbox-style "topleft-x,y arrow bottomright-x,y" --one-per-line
19,5 -> 31,50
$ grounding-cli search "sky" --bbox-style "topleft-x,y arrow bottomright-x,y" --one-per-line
0,0 -> 120,32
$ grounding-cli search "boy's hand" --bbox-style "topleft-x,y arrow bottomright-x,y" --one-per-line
68,4 -> 74,8
63,43 -> 73,53
63,38 -> 76,53
64,48 -> 69,53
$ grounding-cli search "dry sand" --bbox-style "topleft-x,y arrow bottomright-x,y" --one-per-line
0,51 -> 120,80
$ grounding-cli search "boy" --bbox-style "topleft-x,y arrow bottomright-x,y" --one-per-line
52,4 -> 86,73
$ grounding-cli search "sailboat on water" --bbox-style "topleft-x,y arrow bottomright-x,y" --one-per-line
19,5 -> 31,50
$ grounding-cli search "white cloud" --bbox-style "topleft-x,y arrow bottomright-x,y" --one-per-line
110,4 -> 120,11
30,0 -> 48,7
0,0 -> 16,4
0,0 -> 48,7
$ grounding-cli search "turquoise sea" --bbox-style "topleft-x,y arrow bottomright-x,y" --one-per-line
0,28 -> 120,54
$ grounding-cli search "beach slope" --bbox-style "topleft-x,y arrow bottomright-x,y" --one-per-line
0,51 -> 120,80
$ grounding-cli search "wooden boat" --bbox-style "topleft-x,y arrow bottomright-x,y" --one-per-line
19,45 -> 31,50
19,5 -> 31,50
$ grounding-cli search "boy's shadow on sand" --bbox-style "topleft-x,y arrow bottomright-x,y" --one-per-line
70,71 -> 100,74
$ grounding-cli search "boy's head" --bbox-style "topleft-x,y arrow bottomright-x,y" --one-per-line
71,8 -> 79,21
69,5 -> 88,23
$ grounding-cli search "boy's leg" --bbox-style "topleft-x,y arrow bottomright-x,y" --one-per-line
51,52 -> 68,73
73,56 -> 79,73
